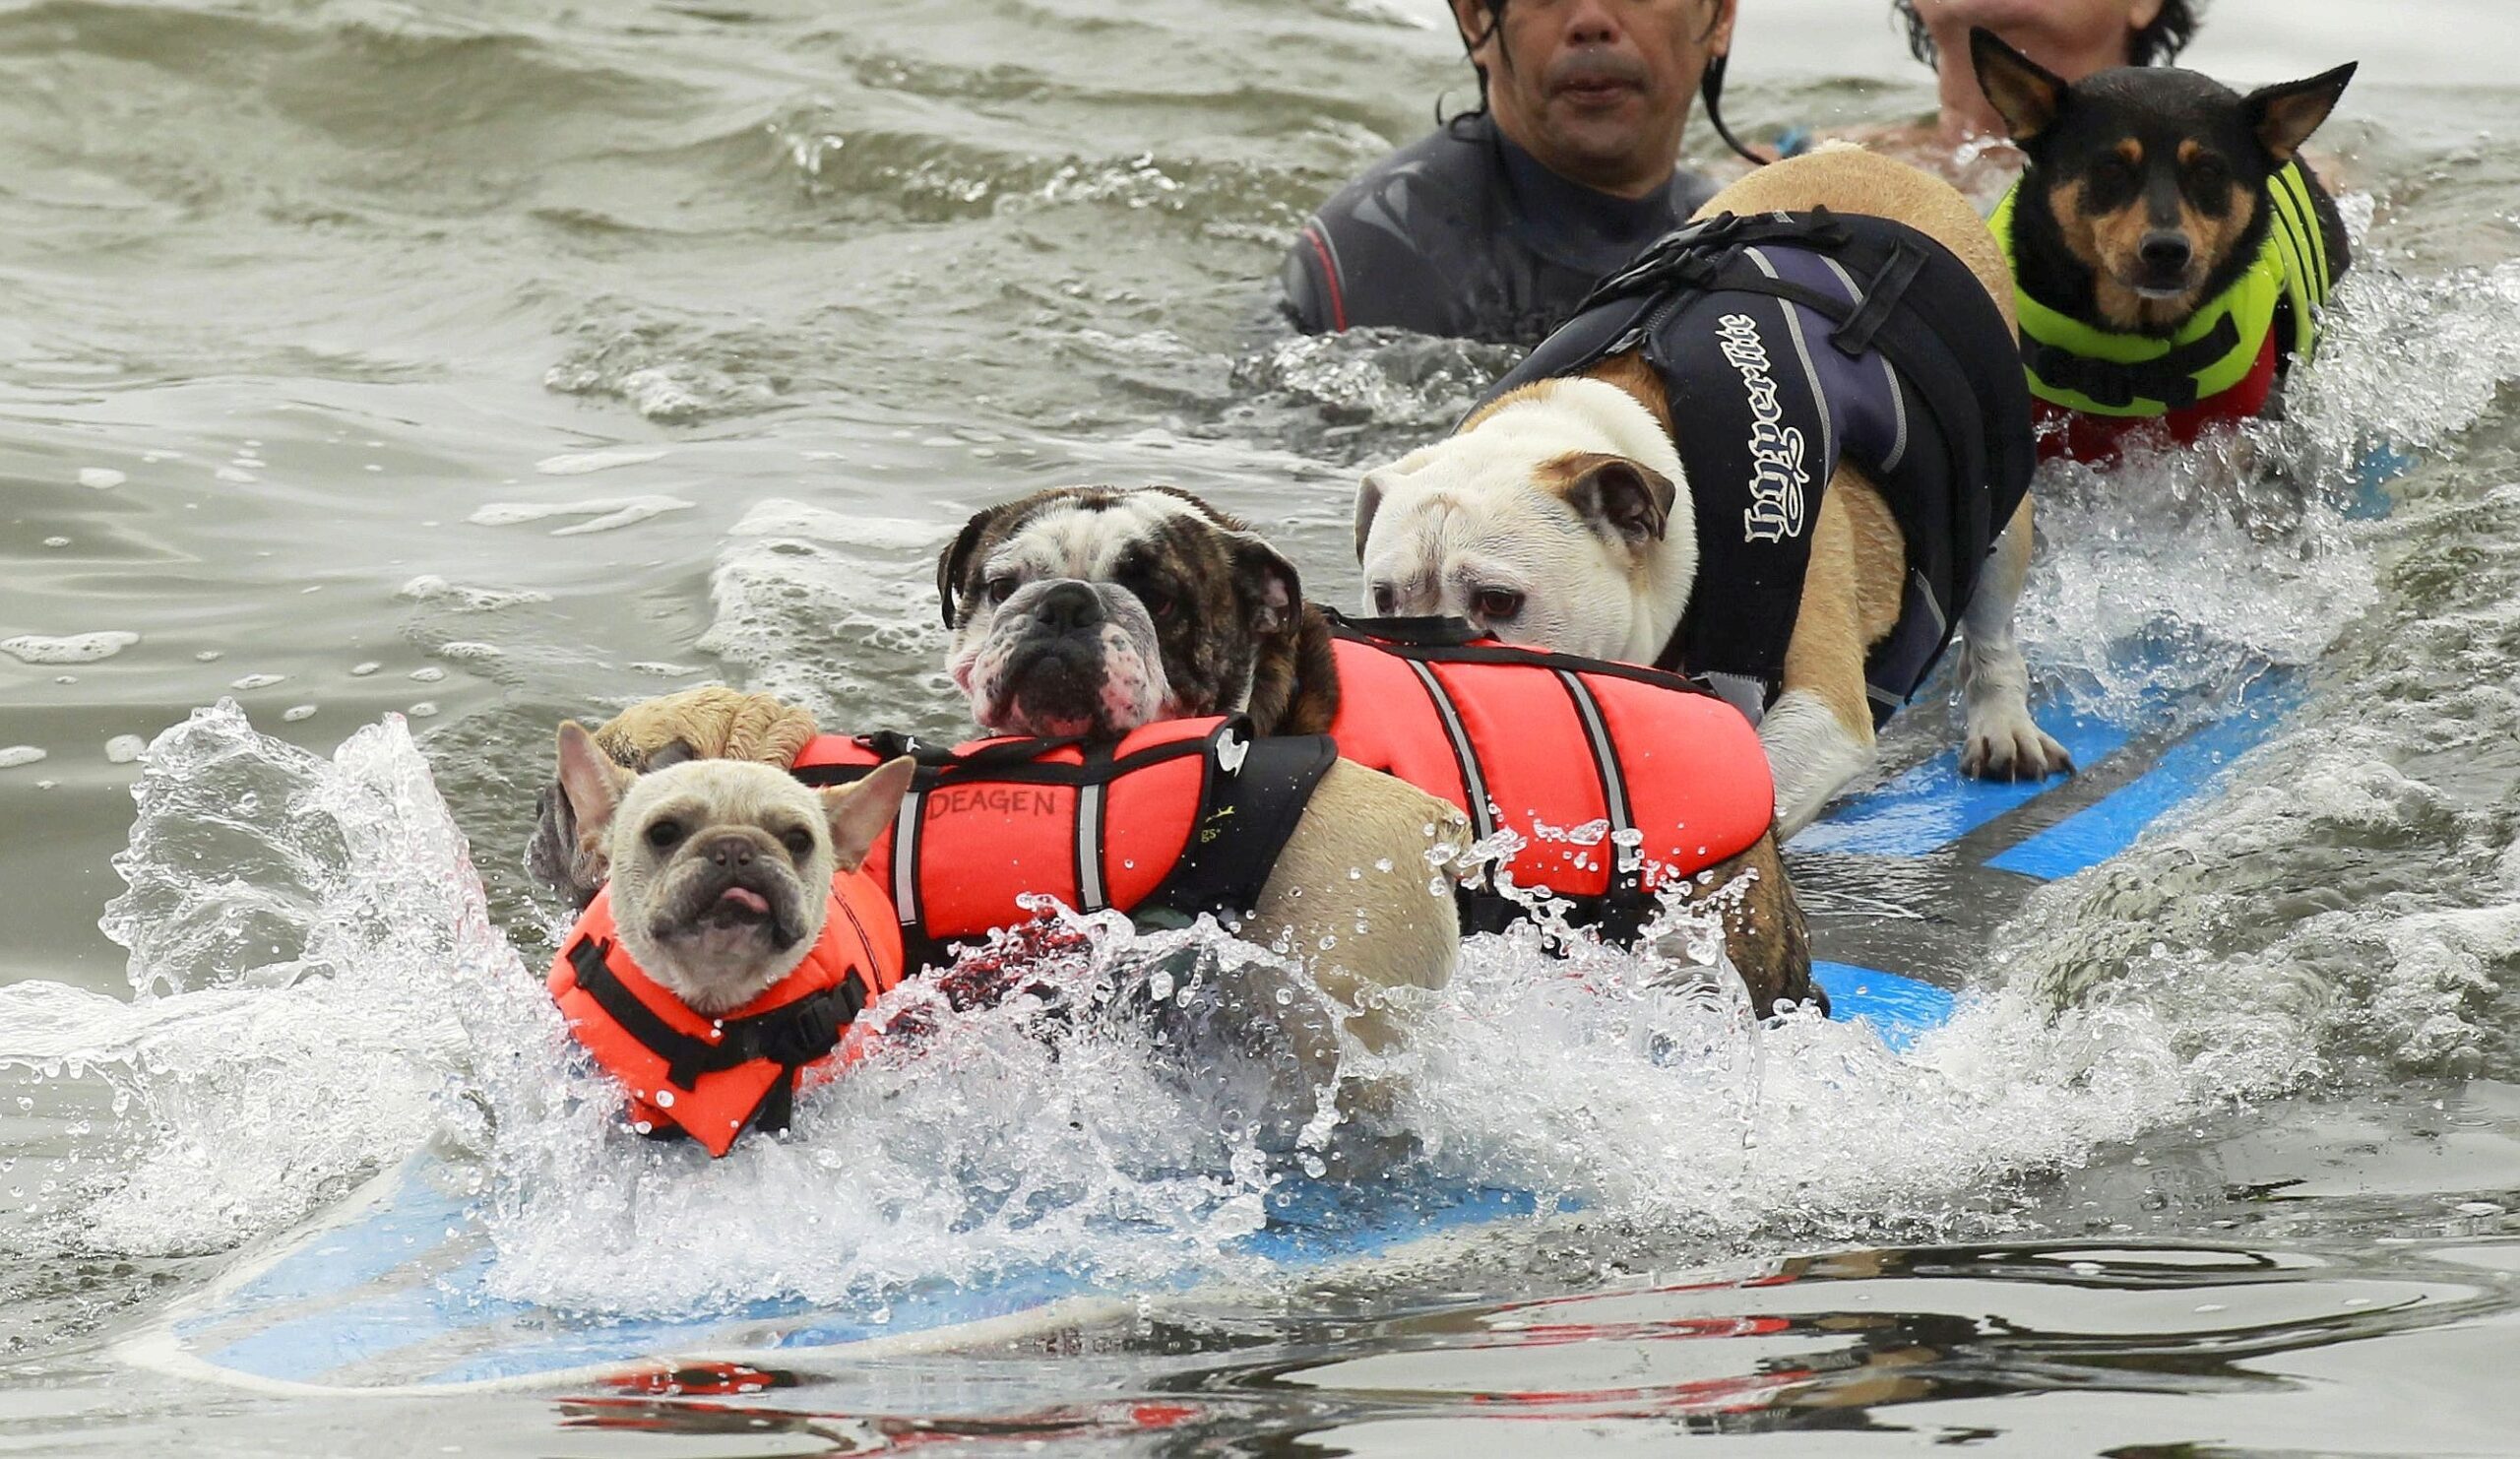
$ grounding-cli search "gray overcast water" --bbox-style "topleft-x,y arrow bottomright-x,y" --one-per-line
2,0 -> 2516,1451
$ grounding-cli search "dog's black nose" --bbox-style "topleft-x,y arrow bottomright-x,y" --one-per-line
1033,581 -> 1104,634
701,834 -> 757,868
2138,231 -> 2192,273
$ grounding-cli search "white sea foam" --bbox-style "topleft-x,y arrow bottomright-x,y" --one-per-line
3,631 -> 139,665
0,745 -> 47,770
396,575 -> 552,612
534,447 -> 667,476
696,498 -> 952,726
0,704 -> 2388,1320
78,467 -> 125,489
469,495 -> 693,536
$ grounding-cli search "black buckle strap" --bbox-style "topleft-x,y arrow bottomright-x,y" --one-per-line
566,934 -> 866,1098
2024,311 -> 2239,411
1831,237 -> 1927,358
1317,608 -> 1484,648
1581,208 -> 1856,316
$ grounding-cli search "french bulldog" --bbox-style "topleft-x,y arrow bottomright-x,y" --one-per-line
549,720 -> 914,1016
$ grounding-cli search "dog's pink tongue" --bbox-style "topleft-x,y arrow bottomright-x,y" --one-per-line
719,886 -> 770,915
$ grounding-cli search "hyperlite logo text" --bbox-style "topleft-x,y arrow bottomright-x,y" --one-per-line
1715,312 -> 1809,543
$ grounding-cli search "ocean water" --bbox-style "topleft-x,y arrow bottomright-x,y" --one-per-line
2,0 -> 2516,1451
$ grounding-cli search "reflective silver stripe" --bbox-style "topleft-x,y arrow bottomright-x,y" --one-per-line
1745,246 -> 1836,479
1557,670 -> 1638,878
1075,782 -> 1106,911
1409,658 -> 1494,840
892,791 -> 923,928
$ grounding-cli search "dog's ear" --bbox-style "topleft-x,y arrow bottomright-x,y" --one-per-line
935,506 -> 998,630
1560,454 -> 1676,550
1354,469 -> 1399,563
822,756 -> 914,872
2244,62 -> 2356,164
555,720 -> 639,857
1228,532 -> 1302,635
1971,28 -> 2067,143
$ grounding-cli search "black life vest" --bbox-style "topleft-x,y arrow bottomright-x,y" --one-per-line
1480,208 -> 2037,728
788,716 -> 1331,969
1324,615 -> 1776,942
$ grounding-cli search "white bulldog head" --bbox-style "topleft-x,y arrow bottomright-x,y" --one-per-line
1354,377 -> 1697,665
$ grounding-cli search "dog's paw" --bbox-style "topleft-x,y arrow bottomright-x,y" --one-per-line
1960,714 -> 2073,782
594,687 -> 819,770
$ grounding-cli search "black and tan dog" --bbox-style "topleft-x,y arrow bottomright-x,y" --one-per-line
934,484 -> 1817,1013
1971,29 -> 2356,460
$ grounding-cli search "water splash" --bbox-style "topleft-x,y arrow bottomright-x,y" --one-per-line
0,701 -> 2362,1318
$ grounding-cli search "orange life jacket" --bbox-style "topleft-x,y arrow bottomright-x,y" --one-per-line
789,716 -> 1332,967
1324,615 -> 1776,940
547,873 -> 905,1157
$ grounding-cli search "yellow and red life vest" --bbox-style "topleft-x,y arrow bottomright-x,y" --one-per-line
789,716 -> 1334,967
1324,616 -> 1776,939
547,874 -> 905,1157
1992,160 -> 2337,462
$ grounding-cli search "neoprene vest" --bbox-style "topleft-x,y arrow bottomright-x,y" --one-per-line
1281,111 -> 1720,347
1480,209 -> 2037,728
789,716 -> 1332,968
1324,616 -> 1776,941
548,875 -> 905,1157
1993,160 -> 2337,460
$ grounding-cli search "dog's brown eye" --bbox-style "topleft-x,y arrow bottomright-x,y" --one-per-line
985,575 -> 1019,605
1473,588 -> 1525,621
646,819 -> 684,850
781,828 -> 815,858
1140,590 -> 1176,620
1371,585 -> 1397,615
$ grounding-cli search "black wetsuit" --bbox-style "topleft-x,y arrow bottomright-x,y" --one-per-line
1279,111 -> 1721,347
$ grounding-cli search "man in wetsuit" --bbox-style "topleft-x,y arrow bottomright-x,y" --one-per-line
1281,0 -> 1740,347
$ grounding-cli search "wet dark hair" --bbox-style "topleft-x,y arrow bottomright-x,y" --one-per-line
1892,0 -> 2204,70
1445,0 -> 1510,123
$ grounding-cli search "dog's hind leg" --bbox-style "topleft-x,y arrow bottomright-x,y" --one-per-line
1769,475 -> 1899,837
1958,498 -> 2072,781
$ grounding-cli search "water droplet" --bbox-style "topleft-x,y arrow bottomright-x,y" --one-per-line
652,1089 -> 675,1109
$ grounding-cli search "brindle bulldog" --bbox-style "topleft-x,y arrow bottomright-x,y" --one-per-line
932,484 -> 1813,1012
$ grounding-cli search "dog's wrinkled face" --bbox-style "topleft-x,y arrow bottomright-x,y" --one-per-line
1354,382 -> 1687,665
554,723 -> 911,1015
937,486 -> 1299,737
1973,30 -> 2355,332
